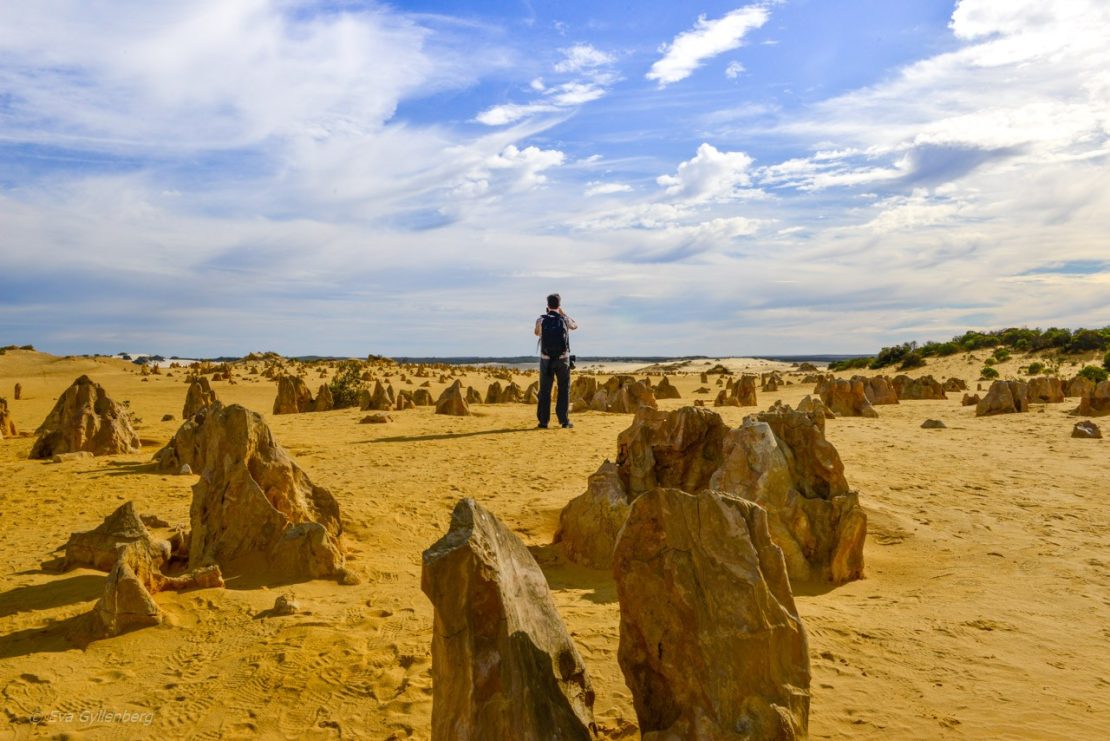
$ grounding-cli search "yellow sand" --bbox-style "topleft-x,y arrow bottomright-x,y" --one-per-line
0,349 -> 1107,739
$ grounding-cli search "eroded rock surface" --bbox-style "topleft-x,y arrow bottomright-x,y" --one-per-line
273,375 -> 313,415
976,380 -> 1030,416
435,380 -> 471,416
553,461 -> 631,570
183,377 -> 218,419
30,375 -> 140,459
817,376 -> 878,418
1073,380 -> 1110,417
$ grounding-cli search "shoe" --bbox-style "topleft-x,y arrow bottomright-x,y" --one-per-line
536,424 -> 548,429
561,422 -> 574,429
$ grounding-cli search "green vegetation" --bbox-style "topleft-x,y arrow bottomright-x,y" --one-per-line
1027,361 -> 1044,375
992,347 -> 1011,362
984,357 -> 996,366
327,360 -> 366,409
980,366 -> 1000,380
857,326 -> 1110,370
1104,351 -> 1110,371
827,356 -> 873,371
1078,365 -> 1108,383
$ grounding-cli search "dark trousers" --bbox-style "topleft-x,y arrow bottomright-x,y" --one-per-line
537,357 -> 571,426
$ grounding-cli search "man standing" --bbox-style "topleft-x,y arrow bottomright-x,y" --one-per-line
534,293 -> 578,429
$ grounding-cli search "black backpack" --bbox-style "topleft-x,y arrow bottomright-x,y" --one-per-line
540,312 -> 569,357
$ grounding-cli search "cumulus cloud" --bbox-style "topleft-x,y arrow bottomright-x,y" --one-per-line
455,144 -> 566,198
725,61 -> 745,79
553,44 -> 615,73
657,143 -> 757,201
647,5 -> 769,87
585,182 -> 633,196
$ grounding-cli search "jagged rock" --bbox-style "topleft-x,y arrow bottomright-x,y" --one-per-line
395,390 -> 415,411
705,364 -> 731,375
273,375 -> 313,414
700,372 -> 709,383
612,488 -> 810,740
272,593 -> 300,616
796,394 -> 834,425
51,451 -> 94,463
1065,375 -> 1095,399
29,376 -> 140,459
156,403 -> 345,581
854,375 -> 898,405
921,419 -> 946,429
524,381 -> 540,404
817,376 -> 878,418
313,383 -> 334,412
435,380 -> 471,416
0,397 -> 15,439
360,380 -> 394,411
161,414 -> 175,422
62,502 -> 170,572
618,406 -> 727,498
1072,420 -> 1102,439
943,377 -> 968,392
654,376 -> 681,399
13,382 -> 22,400
421,498 -> 596,739
553,462 -> 630,570
976,380 -> 1030,416
360,413 -> 393,424
892,374 -> 947,400
1074,380 -> 1110,417
179,464 -> 192,475
1027,375 -> 1064,403
465,386 -> 482,405
485,381 -> 504,404
183,377 -> 218,419
581,375 -> 657,414
961,393 -> 981,406
761,371 -> 783,392
412,388 -> 436,406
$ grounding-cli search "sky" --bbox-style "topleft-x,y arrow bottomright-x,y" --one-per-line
1,0 -> 1108,357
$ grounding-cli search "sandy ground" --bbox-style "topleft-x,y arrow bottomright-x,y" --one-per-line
0,349 -> 1107,739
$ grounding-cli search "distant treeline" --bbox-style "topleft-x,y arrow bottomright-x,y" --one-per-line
829,326 -> 1110,372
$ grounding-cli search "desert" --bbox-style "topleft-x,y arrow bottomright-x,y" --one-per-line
1,341 -> 1108,739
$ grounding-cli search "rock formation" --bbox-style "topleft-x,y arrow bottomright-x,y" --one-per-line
1072,420 -> 1101,439
976,380 -> 1030,416
412,388 -> 436,406
1027,376 -> 1065,403
273,375 -> 313,414
921,419 -> 946,429
573,375 -> 657,414
61,502 -> 170,572
714,374 -> 757,408
552,462 -> 630,570
943,377 -> 968,392
360,380 -> 394,411
485,381 -> 504,404
422,498 -> 596,739
13,382 -> 21,400
313,383 -> 334,412
612,488 -> 810,739
892,374 -> 947,400
1065,375 -> 1095,399
29,375 -> 140,459
183,376 -> 218,419
761,371 -> 783,391
961,393 -> 981,406
1074,380 -> 1110,417
435,380 -> 471,416
796,394 -> 834,424
855,375 -> 898,405
465,386 -> 482,405
817,376 -> 878,418
0,397 -> 14,439
654,376 -> 681,399
155,403 -> 346,581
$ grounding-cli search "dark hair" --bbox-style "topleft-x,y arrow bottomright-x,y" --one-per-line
547,293 -> 561,310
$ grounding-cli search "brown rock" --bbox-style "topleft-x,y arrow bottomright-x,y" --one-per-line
1074,380 -> 1110,417
62,501 -> 170,572
29,375 -> 140,459
855,375 -> 898,405
51,451 -> 94,463
361,380 -> 394,411
976,380 -> 1030,416
617,406 -> 727,498
587,375 -> 658,414
412,388 -> 435,406
761,371 -> 783,392
435,380 -> 471,416
1065,375 -> 1095,399
421,498 -> 596,739
465,386 -> 482,405
817,376 -> 878,418
394,390 -> 415,411
553,461 -> 631,570
313,383 -> 334,412
961,393 -> 981,406
943,377 -> 968,392
273,375 -> 313,414
612,488 -> 810,739
921,419 -> 946,429
1071,420 -> 1102,439
183,376 -> 218,419
1026,375 -> 1065,403
796,394 -> 834,425
892,374 -> 947,400
485,381 -> 504,404
524,381 -> 540,404
360,413 -> 393,424
90,543 -> 163,637
0,397 -> 15,438
13,382 -> 22,400
652,376 -> 680,399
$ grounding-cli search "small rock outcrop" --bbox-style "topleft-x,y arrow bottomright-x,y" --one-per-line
273,375 -> 313,414
961,393 -> 981,406
893,374 -> 947,400
943,377 -> 968,392
976,380 -> 1029,416
435,380 -> 471,416
13,382 -> 22,400
1071,420 -> 1102,439
313,383 -> 334,412
1027,376 -> 1064,403
183,377 -> 218,419
552,462 -> 630,570
613,488 -> 810,739
817,376 -> 878,418
1074,380 -> 1110,417
1065,375 -> 1095,399
921,419 -> 946,429
855,375 -> 898,405
654,376 -> 681,399
61,502 -> 170,572
465,386 -> 482,405
29,376 -> 140,459
422,498 -> 596,739
0,397 -> 15,439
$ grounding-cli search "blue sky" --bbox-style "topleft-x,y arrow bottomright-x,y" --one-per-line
1,1 -> 1107,357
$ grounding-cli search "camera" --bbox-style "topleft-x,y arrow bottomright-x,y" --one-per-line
568,354 -> 576,370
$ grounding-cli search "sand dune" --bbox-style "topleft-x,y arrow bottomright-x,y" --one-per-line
1,349 -> 1107,738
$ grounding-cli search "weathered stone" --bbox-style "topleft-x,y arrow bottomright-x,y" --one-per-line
465,386 -> 482,405
313,383 -> 335,412
796,394 -> 834,426
360,413 -> 393,424
854,375 -> 898,405
892,374 -> 947,400
183,376 -> 218,419
961,393 -> 981,406
29,375 -> 140,459
13,382 -> 22,400
553,461 -> 631,570
0,397 -> 15,438
361,380 -> 394,411
976,380 -> 1030,416
617,406 -> 728,499
1074,380 -> 1110,417
613,488 -> 810,740
422,498 -> 596,740
485,381 -> 504,404
62,502 -> 170,572
943,377 -> 968,392
272,593 -> 300,616
761,371 -> 783,392
654,376 -> 681,399
435,380 -> 471,416
1071,420 -> 1101,439
1065,375 -> 1095,399
1026,375 -> 1065,403
273,375 -> 313,414
817,376 -> 878,418
412,388 -> 435,406
921,419 -> 946,429
51,451 -> 94,463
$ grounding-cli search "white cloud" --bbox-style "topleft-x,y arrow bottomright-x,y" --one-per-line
585,182 -> 633,196
657,143 -> 757,201
553,44 -> 615,73
455,144 -> 566,197
647,5 -> 769,87
725,60 -> 745,79
475,102 -> 561,126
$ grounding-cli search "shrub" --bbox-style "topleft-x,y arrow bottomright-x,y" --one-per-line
327,361 -> 366,409
828,357 -> 873,371
992,347 -> 1011,362
1027,362 -> 1044,375
870,342 -> 916,369
984,357 -> 996,366
1077,365 -> 1109,383
980,366 -> 999,380
1103,351 -> 1110,371
898,352 -> 926,370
